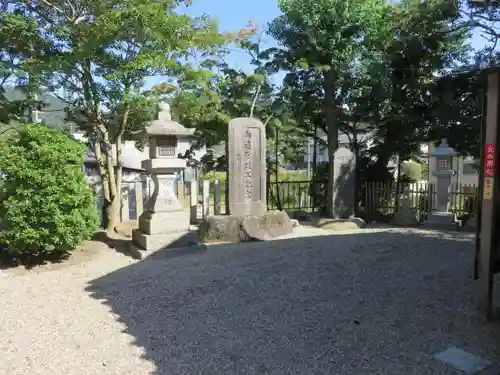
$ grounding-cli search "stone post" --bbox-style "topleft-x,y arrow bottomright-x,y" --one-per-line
430,139 -> 457,213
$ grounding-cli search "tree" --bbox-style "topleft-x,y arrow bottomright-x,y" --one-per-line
0,124 -> 99,256
172,33 -> 301,173
0,9 -> 51,127
460,0 -> 500,50
429,50 -> 497,158
268,0 -> 391,218
7,0 -> 226,231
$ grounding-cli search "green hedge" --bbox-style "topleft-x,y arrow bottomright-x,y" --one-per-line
0,124 -> 99,257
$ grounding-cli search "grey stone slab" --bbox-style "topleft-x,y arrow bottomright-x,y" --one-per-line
434,347 -> 492,374
132,229 -> 199,251
228,117 -> 266,216
137,210 -> 189,235
332,147 -> 356,218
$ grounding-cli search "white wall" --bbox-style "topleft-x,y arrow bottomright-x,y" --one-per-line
426,142 -> 479,186
73,131 -> 207,175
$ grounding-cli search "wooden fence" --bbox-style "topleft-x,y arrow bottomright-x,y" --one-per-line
96,179 -> 324,226
362,181 -> 479,217
449,183 -> 479,217
363,181 -> 434,216
96,179 -> 480,227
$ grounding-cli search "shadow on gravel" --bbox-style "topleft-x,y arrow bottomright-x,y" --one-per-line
0,248 -> 71,270
86,230 -> 500,375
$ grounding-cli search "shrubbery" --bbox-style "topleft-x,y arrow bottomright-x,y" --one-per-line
399,162 -> 422,182
0,124 -> 99,257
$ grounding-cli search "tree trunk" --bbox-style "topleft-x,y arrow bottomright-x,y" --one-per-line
275,127 -> 282,210
324,70 -> 339,218
94,125 -> 120,232
312,122 -> 318,178
353,138 -> 360,216
103,141 -> 119,232
104,197 -> 120,231
312,122 -> 318,211
395,154 -> 402,211
113,135 -> 123,228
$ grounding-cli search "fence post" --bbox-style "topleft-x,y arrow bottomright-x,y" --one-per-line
202,180 -> 210,219
176,181 -> 184,207
135,181 -> 143,218
214,180 -> 221,215
190,179 -> 198,224
121,188 -> 130,221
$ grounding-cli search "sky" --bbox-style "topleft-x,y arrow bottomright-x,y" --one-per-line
145,0 -> 492,89
145,0 -> 281,88
180,0 -> 281,71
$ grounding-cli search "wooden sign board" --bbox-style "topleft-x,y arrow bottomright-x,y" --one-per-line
483,177 -> 494,200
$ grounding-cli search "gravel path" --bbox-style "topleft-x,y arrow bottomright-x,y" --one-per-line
1,226 -> 499,375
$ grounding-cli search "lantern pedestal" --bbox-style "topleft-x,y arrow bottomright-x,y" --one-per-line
131,102 -> 195,252
132,163 -> 190,251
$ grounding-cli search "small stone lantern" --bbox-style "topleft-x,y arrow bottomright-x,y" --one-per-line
430,138 -> 457,212
132,102 -> 195,251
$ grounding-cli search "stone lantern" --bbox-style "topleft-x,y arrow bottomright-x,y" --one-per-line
132,102 -> 195,251
430,138 -> 457,212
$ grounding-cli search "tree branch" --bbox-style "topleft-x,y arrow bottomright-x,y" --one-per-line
250,84 -> 261,118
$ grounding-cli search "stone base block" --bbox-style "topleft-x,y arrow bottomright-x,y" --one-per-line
391,208 -> 419,226
138,210 -> 189,235
315,217 -> 366,231
198,210 -> 294,243
132,230 -> 200,251
457,215 -> 477,232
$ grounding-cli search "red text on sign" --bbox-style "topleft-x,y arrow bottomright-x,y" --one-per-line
484,144 -> 496,177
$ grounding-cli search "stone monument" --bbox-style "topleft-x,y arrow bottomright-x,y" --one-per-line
392,186 -> 419,226
332,147 -> 356,218
314,146 -> 366,230
228,117 -> 267,216
197,117 -> 294,243
132,102 -> 195,251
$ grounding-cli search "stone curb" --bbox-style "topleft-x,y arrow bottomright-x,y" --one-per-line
125,241 -> 207,260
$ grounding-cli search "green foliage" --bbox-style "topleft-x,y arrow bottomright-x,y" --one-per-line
201,171 -> 227,182
201,169 -> 307,182
420,162 -> 429,180
400,162 -> 422,182
0,10 -> 51,124
0,0 -> 229,229
172,32 -> 306,173
0,124 -> 99,256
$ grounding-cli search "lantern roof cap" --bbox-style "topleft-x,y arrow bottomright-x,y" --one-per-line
145,102 -> 195,137
430,138 -> 457,157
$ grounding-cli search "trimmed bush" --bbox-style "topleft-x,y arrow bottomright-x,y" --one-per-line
0,124 -> 99,257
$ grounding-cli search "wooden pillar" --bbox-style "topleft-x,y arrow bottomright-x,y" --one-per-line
478,71 -> 500,319
202,180 -> 210,219
190,180 -> 198,224
214,180 -> 222,215
135,181 -> 143,218
121,188 -> 130,221
176,181 -> 184,206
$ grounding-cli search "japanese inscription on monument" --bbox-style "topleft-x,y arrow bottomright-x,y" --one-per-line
228,117 -> 266,216
243,129 -> 253,199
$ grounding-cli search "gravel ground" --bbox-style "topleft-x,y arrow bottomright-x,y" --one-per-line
1,226 -> 499,375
